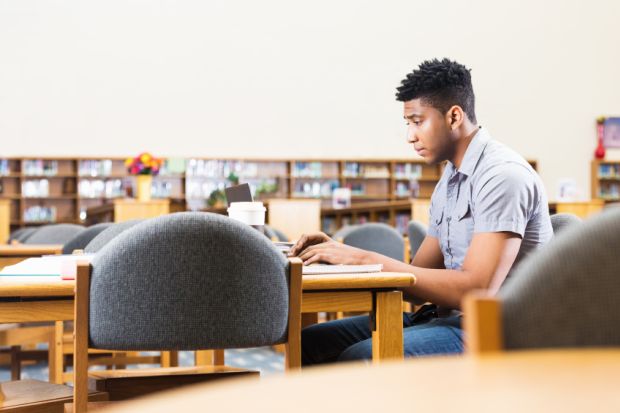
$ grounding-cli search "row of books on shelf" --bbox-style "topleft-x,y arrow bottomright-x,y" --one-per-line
23,206 -> 57,223
342,163 -> 390,178
0,160 -> 10,176
598,164 -> 620,178
598,183 -> 620,200
293,181 -> 420,198
186,159 -> 277,178
2,158 -> 432,180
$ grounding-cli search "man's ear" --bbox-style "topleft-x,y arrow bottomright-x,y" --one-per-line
446,105 -> 465,130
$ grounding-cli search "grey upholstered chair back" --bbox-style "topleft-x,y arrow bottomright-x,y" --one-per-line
341,223 -> 405,261
407,220 -> 427,261
264,225 -> 289,242
84,220 -> 143,253
499,208 -> 620,350
8,227 -> 38,243
62,223 -> 113,254
24,224 -> 85,245
89,212 -> 290,351
332,225 -> 359,241
550,213 -> 581,235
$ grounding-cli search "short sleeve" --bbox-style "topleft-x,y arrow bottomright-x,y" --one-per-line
471,164 -> 539,237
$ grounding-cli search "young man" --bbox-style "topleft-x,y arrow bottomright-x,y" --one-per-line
289,58 -> 553,364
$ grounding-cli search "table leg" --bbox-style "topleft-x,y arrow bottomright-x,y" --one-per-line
371,290 -> 404,362
48,321 -> 64,383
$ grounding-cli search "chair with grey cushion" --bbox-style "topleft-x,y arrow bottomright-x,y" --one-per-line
464,207 -> 620,353
84,220 -> 143,253
62,223 -> 113,254
407,220 -> 427,262
70,212 -> 302,412
264,225 -> 289,242
332,225 -> 360,242
23,224 -> 85,245
339,223 -> 405,261
550,213 -> 581,235
7,227 -> 39,244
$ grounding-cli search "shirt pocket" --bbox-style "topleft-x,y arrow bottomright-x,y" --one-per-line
430,208 -> 447,257
453,200 -> 474,249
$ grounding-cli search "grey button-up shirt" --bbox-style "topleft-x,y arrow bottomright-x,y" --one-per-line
428,127 -> 552,274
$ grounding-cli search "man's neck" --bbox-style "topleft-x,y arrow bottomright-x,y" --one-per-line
450,124 -> 480,170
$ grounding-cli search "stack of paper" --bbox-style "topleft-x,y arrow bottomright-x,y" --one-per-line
0,254 -> 95,277
302,264 -> 383,275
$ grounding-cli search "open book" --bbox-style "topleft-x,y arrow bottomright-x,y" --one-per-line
302,263 -> 383,275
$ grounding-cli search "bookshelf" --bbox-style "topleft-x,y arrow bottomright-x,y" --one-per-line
0,156 -> 538,236
591,160 -> 620,202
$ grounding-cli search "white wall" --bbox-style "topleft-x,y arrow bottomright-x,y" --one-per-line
1,0 -> 619,200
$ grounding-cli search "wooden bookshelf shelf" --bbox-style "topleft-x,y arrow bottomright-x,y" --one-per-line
1,157 -> 538,234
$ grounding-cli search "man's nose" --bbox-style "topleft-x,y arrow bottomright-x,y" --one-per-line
406,125 -> 417,143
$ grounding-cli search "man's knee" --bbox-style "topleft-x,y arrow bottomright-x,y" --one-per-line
337,340 -> 372,362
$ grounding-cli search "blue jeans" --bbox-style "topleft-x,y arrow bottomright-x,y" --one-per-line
301,311 -> 463,365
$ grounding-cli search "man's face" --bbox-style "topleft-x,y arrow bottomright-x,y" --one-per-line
403,99 -> 454,164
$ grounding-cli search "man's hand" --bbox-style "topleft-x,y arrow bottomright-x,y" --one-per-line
288,232 -> 372,265
287,232 -> 332,257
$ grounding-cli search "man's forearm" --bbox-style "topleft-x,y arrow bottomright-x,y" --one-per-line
366,251 -> 487,309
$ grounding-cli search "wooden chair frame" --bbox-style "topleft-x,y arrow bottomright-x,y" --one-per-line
462,290 -> 503,354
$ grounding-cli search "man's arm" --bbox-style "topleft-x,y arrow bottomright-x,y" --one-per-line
410,236 -> 445,269
295,231 -> 521,309
388,232 -> 521,307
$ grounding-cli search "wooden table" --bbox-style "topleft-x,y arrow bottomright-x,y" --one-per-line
104,349 -> 620,412
0,270 -> 414,380
0,244 -> 63,271
302,272 -> 414,361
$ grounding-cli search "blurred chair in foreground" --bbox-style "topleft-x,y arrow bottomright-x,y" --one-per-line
464,208 -> 620,354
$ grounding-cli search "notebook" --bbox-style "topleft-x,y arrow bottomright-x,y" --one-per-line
302,264 -> 383,275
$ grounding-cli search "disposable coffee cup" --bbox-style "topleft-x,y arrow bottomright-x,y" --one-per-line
227,202 -> 266,233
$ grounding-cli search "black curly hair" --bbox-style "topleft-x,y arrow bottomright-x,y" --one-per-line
396,58 -> 476,124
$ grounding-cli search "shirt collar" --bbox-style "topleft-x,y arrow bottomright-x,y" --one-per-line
447,127 -> 491,177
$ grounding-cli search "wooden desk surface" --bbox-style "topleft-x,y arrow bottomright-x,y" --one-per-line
0,276 -> 74,297
302,272 -> 415,290
0,244 -> 63,256
105,349 -> 620,413
0,272 -> 413,297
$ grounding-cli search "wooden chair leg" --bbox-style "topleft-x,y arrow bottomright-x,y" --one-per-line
286,258 -> 302,370
160,351 -> 179,367
73,262 -> 91,413
10,345 -> 21,381
49,321 -> 64,383
112,352 -> 127,369
195,350 -> 224,366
